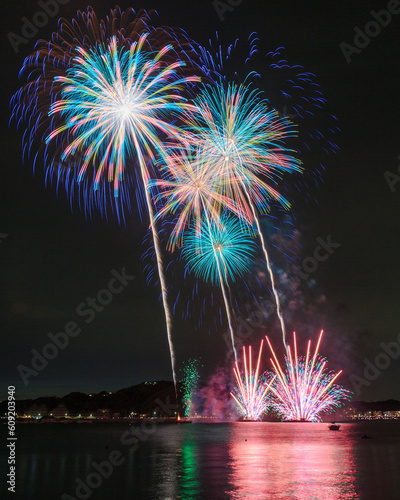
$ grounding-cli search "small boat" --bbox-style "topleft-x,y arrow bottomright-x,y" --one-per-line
328,413 -> 340,430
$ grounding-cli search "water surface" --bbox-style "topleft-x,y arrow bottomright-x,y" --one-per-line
1,421 -> 399,499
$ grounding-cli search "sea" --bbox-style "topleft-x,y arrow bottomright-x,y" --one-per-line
1,421 -> 400,499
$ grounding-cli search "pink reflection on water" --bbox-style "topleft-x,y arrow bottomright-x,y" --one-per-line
228,422 -> 359,499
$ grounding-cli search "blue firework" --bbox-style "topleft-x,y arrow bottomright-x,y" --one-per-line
182,213 -> 258,285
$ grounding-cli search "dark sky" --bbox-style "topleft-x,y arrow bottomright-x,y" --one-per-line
1,0 -> 400,402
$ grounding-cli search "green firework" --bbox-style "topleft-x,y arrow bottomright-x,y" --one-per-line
181,358 -> 201,417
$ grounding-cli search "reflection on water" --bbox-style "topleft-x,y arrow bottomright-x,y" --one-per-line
179,438 -> 201,497
1,421 -> 399,499
228,423 -> 359,499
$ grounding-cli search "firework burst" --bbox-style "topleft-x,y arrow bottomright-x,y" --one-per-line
182,83 -> 300,215
231,340 -> 275,421
181,212 -> 257,286
10,7 -> 199,218
47,36 -> 198,198
10,6 -> 200,399
180,358 -> 201,418
266,331 -> 352,422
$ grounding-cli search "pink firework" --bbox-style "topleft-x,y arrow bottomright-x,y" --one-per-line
231,340 -> 276,421
266,331 -> 352,422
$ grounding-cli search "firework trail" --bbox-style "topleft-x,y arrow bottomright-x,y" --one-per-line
10,6 -> 200,399
230,340 -> 275,420
182,212 -> 258,360
265,331 -> 352,422
245,193 -> 288,350
180,358 -> 201,418
181,83 -> 301,347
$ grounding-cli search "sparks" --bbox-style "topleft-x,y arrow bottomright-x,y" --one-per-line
231,340 -> 276,421
151,146 -> 250,251
266,331 -> 352,422
181,212 -> 257,286
181,358 -> 201,418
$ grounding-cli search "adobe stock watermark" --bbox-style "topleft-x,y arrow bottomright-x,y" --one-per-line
349,332 -> 400,395
222,299 -> 275,356
17,267 -> 135,386
340,1 -> 400,63
0,233 -> 9,245
62,396 -> 178,500
293,235 -> 341,281
213,0 -> 243,21
221,235 -> 340,356
384,155 -> 400,192
7,0 -> 71,54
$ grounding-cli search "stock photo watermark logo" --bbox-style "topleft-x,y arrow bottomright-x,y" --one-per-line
222,235 -> 340,352
62,449 -> 126,500
340,2 -> 400,63
0,233 -> 9,245
213,0 -> 243,21
384,155 -> 400,192
17,267 -> 135,386
293,235 -> 341,281
222,299 -> 274,355
62,396 -> 177,500
7,0 -> 70,54
349,332 -> 400,395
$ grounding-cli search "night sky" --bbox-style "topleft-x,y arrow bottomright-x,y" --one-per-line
1,0 -> 400,402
